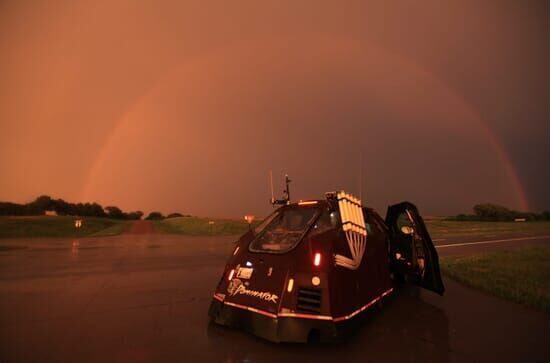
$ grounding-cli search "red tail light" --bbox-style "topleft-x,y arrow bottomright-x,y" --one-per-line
313,253 -> 321,267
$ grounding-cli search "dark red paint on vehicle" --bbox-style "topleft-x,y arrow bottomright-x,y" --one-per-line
209,195 -> 444,342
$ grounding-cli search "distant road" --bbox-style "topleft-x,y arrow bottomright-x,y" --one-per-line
125,220 -> 155,234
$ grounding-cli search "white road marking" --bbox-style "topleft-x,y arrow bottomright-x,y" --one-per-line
436,235 -> 550,249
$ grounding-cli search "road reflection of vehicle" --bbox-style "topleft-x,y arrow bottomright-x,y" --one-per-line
209,191 -> 445,342
207,284 -> 450,362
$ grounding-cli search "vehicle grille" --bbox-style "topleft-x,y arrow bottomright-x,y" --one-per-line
297,287 -> 322,314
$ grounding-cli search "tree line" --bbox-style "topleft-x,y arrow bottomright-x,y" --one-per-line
450,203 -> 550,222
0,195 -> 188,220
145,212 -> 190,220
0,195 -> 144,220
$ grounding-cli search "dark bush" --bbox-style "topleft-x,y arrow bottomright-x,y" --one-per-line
449,214 -> 476,221
105,206 -> 125,219
0,202 -> 27,216
27,195 -> 55,215
125,211 -> 144,220
166,212 -> 184,218
146,212 -> 164,220
473,203 -> 514,221
448,203 -> 548,221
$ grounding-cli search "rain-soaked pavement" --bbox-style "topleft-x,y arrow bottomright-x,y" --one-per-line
0,223 -> 549,362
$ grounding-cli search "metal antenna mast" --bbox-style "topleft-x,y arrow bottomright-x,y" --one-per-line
283,174 -> 291,204
359,152 -> 363,202
270,172 -> 292,205
269,170 -> 275,205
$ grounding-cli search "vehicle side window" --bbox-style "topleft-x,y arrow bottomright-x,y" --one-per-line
395,212 -> 413,234
309,209 -> 338,236
364,211 -> 384,236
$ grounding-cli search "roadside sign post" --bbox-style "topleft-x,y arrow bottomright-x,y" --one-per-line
244,215 -> 255,230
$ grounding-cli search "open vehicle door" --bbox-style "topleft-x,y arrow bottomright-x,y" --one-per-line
385,202 -> 445,295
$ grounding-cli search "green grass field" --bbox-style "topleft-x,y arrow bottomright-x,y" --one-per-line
425,220 -> 550,239
154,216 -> 550,239
0,216 -> 130,238
3,215 -> 549,240
441,247 -> 550,314
153,216 -> 261,236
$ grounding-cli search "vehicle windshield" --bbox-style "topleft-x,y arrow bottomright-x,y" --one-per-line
249,206 -> 320,253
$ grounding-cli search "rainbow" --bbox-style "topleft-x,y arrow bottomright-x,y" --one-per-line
81,38 -> 530,212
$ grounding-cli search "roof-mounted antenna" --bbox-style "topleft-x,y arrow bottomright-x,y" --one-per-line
269,170 -> 275,205
283,174 -> 291,204
359,151 -> 363,203
270,173 -> 292,206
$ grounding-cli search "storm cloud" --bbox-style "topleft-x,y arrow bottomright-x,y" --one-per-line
0,0 -> 548,217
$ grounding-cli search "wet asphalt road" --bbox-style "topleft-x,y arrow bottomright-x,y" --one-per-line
0,223 -> 549,362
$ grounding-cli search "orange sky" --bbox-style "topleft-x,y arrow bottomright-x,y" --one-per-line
0,0 -> 548,217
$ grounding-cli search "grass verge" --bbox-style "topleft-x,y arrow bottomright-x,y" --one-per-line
441,247 -> 550,314
153,216 -> 260,236
0,216 -> 130,238
154,217 -> 550,238
425,220 -> 550,240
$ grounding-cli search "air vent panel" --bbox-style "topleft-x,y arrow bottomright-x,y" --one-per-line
297,287 -> 322,314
